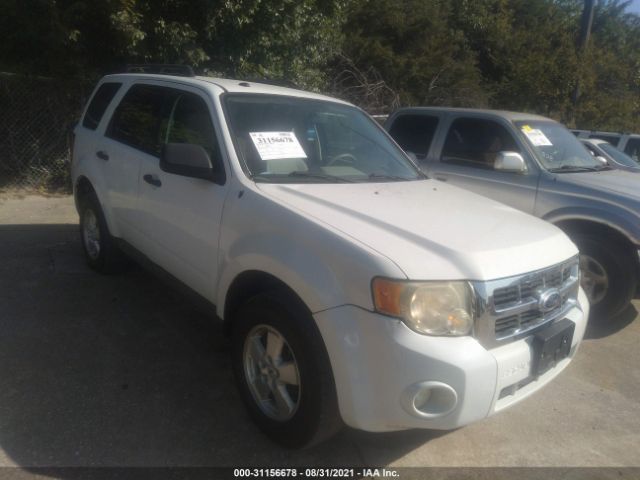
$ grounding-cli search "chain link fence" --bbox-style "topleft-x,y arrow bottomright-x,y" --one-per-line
0,72 -> 93,192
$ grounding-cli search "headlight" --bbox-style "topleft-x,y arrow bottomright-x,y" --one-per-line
372,278 -> 474,336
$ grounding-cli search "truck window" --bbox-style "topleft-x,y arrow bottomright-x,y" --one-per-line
106,84 -> 168,156
161,92 -> 223,171
441,118 -> 520,169
82,82 -> 122,130
624,138 -> 640,162
583,143 -> 597,156
590,133 -> 621,145
388,114 -> 439,158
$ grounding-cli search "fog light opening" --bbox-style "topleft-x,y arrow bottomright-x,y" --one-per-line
402,381 -> 458,419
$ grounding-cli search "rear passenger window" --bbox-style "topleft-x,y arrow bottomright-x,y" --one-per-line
625,138 -> 640,162
441,118 -> 520,169
82,82 -> 122,130
107,84 -> 167,156
388,115 -> 439,158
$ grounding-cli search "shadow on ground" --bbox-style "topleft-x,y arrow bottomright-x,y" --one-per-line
0,224 -> 441,470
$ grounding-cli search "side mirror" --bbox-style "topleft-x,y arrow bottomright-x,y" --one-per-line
595,156 -> 608,166
494,151 -> 526,173
160,143 -> 225,183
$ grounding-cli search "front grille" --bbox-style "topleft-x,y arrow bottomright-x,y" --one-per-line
493,264 -> 573,310
472,257 -> 580,346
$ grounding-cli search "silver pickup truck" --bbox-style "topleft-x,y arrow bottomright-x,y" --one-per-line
385,107 -> 640,319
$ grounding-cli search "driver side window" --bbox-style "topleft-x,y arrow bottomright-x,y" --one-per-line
441,118 -> 520,170
161,92 -> 223,172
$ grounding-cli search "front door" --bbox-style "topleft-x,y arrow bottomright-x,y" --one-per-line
428,116 -> 539,214
135,84 -> 229,301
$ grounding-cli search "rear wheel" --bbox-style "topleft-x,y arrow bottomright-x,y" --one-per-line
231,291 -> 342,448
573,234 -> 637,319
79,192 -> 128,273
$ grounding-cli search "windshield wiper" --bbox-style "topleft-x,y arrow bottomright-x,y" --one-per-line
548,165 -> 600,173
366,173 -> 413,182
287,171 -> 355,183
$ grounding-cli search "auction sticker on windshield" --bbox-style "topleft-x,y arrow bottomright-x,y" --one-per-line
521,125 -> 553,146
249,132 -> 307,160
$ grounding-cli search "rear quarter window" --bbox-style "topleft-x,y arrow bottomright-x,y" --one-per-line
82,82 -> 122,130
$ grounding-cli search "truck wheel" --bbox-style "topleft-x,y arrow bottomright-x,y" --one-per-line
79,192 -> 128,273
231,291 -> 342,448
573,234 -> 637,319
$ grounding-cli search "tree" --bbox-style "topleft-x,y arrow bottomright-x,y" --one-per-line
332,0 -> 488,112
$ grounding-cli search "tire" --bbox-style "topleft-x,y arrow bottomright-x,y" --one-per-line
231,291 -> 342,448
572,234 -> 637,319
78,191 -> 128,273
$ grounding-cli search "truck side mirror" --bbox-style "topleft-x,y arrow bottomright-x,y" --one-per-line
494,151 -> 526,173
595,156 -> 608,166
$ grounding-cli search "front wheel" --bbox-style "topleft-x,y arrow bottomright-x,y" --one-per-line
231,292 -> 342,448
573,234 -> 637,319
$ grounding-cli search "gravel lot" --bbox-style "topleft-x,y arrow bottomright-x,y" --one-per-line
0,194 -> 638,475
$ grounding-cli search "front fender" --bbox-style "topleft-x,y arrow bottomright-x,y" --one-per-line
215,188 -> 406,317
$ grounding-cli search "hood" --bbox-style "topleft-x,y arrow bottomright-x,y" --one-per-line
256,180 -> 577,281
554,169 -> 640,200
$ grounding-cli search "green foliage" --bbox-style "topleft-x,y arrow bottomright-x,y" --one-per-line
0,0 -> 345,90
333,0 -> 488,110
0,0 -> 639,130
572,0 -> 640,130
336,0 -> 640,130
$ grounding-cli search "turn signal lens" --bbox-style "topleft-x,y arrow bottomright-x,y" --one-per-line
372,277 -> 405,316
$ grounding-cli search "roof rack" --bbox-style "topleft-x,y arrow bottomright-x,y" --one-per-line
125,64 -> 195,77
243,78 -> 299,89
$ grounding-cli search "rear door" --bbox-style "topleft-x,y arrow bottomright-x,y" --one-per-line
135,83 -> 228,300
101,83 -> 167,245
428,116 -> 539,214
74,81 -> 130,231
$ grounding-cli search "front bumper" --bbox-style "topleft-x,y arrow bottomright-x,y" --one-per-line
313,287 -> 589,432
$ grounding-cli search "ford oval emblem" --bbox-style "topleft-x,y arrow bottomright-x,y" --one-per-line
538,288 -> 561,313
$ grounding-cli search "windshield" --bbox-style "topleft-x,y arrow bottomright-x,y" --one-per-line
515,120 -> 606,172
599,142 -> 640,169
224,94 -> 421,183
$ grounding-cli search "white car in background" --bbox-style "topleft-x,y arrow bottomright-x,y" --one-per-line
581,138 -> 640,172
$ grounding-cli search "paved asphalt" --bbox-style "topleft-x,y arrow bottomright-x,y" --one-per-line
0,194 -> 638,475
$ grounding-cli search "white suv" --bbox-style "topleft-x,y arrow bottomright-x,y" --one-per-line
71,68 -> 589,447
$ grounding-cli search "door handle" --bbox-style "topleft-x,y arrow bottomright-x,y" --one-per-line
96,150 -> 109,161
434,176 -> 448,182
143,174 -> 162,187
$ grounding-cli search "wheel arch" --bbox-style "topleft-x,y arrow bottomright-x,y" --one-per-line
222,270 -> 312,336
553,217 -> 637,252
74,175 -> 95,211
74,175 -> 119,237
